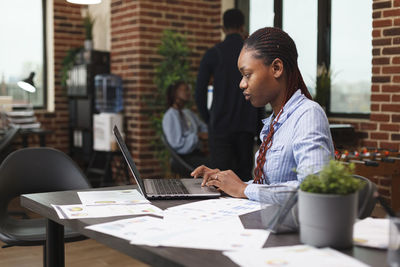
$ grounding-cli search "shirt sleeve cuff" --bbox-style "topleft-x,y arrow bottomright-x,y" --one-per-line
244,183 -> 260,201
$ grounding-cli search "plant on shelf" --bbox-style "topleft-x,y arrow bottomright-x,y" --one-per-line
299,160 -> 365,249
314,63 -> 331,111
60,47 -> 82,89
82,10 -> 95,50
148,29 -> 193,175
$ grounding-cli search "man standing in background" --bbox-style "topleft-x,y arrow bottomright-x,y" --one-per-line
195,8 -> 265,181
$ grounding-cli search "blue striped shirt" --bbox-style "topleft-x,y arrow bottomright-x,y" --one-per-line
244,90 -> 334,203
162,108 -> 208,155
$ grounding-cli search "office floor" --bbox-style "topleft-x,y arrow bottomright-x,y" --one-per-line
0,239 -> 149,267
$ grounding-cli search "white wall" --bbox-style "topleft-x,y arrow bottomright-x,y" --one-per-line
88,0 -> 111,51
221,0 -> 235,39
222,0 -> 235,13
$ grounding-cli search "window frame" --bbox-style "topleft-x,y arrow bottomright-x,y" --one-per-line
239,0 -> 370,119
41,0 -> 48,110
0,0 -> 47,109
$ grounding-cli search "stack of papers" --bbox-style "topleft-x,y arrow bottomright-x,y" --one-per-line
163,198 -> 262,225
223,245 -> 369,267
353,217 -> 389,249
52,190 -> 163,219
85,197 -> 270,251
87,215 -> 269,251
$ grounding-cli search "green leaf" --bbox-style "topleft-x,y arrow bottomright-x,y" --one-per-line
300,160 -> 365,195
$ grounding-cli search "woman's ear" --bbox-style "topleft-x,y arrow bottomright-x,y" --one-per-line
271,58 -> 284,78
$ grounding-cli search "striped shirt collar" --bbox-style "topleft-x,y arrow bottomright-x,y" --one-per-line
261,89 -> 305,131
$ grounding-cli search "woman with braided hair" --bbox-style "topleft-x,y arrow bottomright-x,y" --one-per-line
162,81 -> 209,169
191,27 -> 334,203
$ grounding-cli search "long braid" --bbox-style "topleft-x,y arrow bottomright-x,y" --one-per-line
246,27 -> 312,184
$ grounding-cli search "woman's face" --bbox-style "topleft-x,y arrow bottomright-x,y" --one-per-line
237,48 -> 283,108
174,84 -> 191,103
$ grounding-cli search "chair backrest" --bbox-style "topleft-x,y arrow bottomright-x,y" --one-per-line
161,133 -> 194,175
0,147 -> 91,218
353,174 -> 377,219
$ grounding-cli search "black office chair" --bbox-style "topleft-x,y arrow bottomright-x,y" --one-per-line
161,133 -> 195,177
353,174 -> 378,219
0,147 -> 92,264
0,126 -> 19,163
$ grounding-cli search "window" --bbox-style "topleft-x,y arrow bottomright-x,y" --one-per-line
0,0 -> 46,108
330,0 -> 372,114
243,0 -> 372,117
249,0 -> 274,35
283,0 -> 318,95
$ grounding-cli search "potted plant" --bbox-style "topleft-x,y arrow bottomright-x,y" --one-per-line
148,30 -> 193,174
60,47 -> 82,89
83,11 -> 95,50
314,63 -> 331,111
299,160 -> 365,249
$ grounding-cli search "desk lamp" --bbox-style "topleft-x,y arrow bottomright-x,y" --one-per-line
17,72 -> 36,106
17,72 -> 36,93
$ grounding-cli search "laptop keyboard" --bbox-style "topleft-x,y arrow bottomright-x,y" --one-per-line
152,179 -> 189,195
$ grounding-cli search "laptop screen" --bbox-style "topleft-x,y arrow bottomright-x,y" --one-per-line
113,126 -> 147,197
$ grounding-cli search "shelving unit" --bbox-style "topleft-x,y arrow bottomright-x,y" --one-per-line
67,50 -> 110,167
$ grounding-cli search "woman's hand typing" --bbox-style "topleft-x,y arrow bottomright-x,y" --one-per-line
191,166 -> 248,198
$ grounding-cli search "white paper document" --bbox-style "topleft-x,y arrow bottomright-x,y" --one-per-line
152,227 -> 269,251
223,245 -> 369,267
164,197 -> 262,225
86,216 -> 164,241
77,189 -> 149,205
86,216 -> 269,251
52,203 -> 163,219
353,217 -> 389,249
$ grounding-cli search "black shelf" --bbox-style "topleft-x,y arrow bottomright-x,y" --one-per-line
67,50 -> 110,167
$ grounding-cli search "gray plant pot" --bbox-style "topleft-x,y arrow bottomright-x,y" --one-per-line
298,190 -> 358,249
84,39 -> 93,51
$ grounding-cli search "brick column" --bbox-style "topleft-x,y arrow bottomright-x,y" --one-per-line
369,0 -> 400,150
110,0 -> 221,178
34,0 -> 85,152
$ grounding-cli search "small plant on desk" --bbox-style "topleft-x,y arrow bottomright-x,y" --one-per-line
299,160 -> 365,249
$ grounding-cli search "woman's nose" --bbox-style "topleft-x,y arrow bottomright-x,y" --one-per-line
239,78 -> 247,90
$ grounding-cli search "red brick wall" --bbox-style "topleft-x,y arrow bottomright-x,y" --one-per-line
30,0 -> 85,152
110,0 -> 221,178
330,0 -> 400,151
331,0 -> 400,213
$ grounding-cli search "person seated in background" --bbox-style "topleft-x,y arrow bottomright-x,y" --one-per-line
191,27 -> 334,205
162,81 -> 209,167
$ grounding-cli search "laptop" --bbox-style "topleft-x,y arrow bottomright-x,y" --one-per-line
113,126 -> 221,199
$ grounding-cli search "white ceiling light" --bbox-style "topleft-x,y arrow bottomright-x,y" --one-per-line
66,0 -> 102,4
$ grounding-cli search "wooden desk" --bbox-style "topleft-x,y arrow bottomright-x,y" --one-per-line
21,186 -> 387,267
